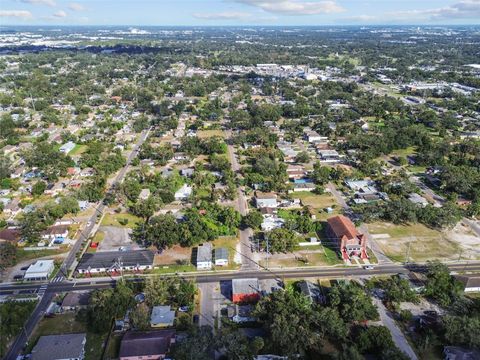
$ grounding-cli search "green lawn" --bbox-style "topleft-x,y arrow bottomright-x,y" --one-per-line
101,213 -> 142,228
197,129 -> 225,139
152,264 -> 196,274
292,192 -> 340,219
70,144 -> 88,155
16,248 -> 68,263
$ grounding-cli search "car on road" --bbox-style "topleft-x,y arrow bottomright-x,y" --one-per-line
119,246 -> 126,251
86,221 -> 92,227
363,265 -> 375,270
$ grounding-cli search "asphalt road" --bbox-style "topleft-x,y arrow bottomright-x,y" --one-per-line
3,262 -> 480,359
2,128 -> 151,360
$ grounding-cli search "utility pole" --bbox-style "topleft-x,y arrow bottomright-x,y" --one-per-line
405,242 -> 411,264
266,236 -> 269,270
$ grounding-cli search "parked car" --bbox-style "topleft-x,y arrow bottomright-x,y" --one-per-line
363,265 -> 375,270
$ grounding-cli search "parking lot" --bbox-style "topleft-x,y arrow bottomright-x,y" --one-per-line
96,226 -> 140,252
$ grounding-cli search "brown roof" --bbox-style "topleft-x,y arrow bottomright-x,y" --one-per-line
327,215 -> 360,240
0,229 -> 20,242
255,191 -> 277,199
61,292 -> 90,307
119,330 -> 175,358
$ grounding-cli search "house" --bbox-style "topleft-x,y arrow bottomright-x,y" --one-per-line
255,192 -> 278,208
139,188 -> 151,201
59,141 -> 76,154
180,168 -> 195,177
214,247 -> 229,266
318,149 -> 341,163
150,306 -> 175,328
0,228 -> 20,243
228,304 -> 256,323
289,182 -> 316,193
174,184 -> 192,201
78,200 -> 89,211
304,130 -> 325,143
31,333 -> 86,360
79,168 -> 95,177
286,164 -> 306,180
196,243 -> 212,270
24,260 -> 55,281
261,215 -> 285,231
326,215 -> 368,261
61,292 -> 90,311
298,280 -> 324,304
444,346 -> 480,360
119,330 -> 176,360
456,276 -> 480,293
232,278 -> 261,303
76,250 -> 154,274
408,193 -> 429,207
41,225 -> 69,242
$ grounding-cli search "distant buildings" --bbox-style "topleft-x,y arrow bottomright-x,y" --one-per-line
326,215 -> 368,261
31,333 -> 86,360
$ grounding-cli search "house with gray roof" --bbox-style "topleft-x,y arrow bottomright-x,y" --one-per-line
150,306 -> 175,328
31,333 -> 86,360
196,243 -> 212,270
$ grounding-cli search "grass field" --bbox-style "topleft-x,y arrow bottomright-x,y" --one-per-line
293,192 -> 340,219
70,144 -> 88,156
367,222 -> 461,262
16,248 -> 68,263
101,213 -> 142,228
197,130 -> 225,139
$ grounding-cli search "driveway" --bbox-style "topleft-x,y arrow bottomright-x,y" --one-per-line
373,297 -> 418,360
96,226 -> 139,252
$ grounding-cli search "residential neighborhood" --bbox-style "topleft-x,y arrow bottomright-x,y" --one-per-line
0,13 -> 480,360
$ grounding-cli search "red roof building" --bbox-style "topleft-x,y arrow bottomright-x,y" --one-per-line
326,215 -> 368,261
232,278 -> 261,304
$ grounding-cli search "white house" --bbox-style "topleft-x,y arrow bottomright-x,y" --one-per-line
175,184 -> 193,201
255,192 -> 278,208
214,248 -> 229,266
196,243 -> 212,270
24,260 -> 55,281
59,141 -> 76,154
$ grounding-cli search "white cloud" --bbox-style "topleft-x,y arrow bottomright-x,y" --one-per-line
0,10 -> 33,18
68,2 -> 86,11
19,0 -> 56,7
388,0 -> 480,21
343,15 -> 378,22
234,0 -> 345,15
53,10 -> 67,17
193,11 -> 252,20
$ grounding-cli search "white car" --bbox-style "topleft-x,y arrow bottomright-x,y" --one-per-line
363,265 -> 375,270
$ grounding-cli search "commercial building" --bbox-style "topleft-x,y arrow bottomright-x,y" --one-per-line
232,278 -> 261,303
76,250 -> 154,275
24,260 -> 55,281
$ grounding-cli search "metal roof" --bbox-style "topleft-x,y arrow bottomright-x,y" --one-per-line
77,250 -> 154,270
31,333 -> 86,360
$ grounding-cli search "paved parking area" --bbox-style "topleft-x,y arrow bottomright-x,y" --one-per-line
96,226 -> 139,252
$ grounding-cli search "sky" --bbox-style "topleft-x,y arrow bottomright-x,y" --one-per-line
1,0 -> 479,26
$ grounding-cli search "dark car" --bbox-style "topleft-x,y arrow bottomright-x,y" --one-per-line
193,315 -> 199,324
